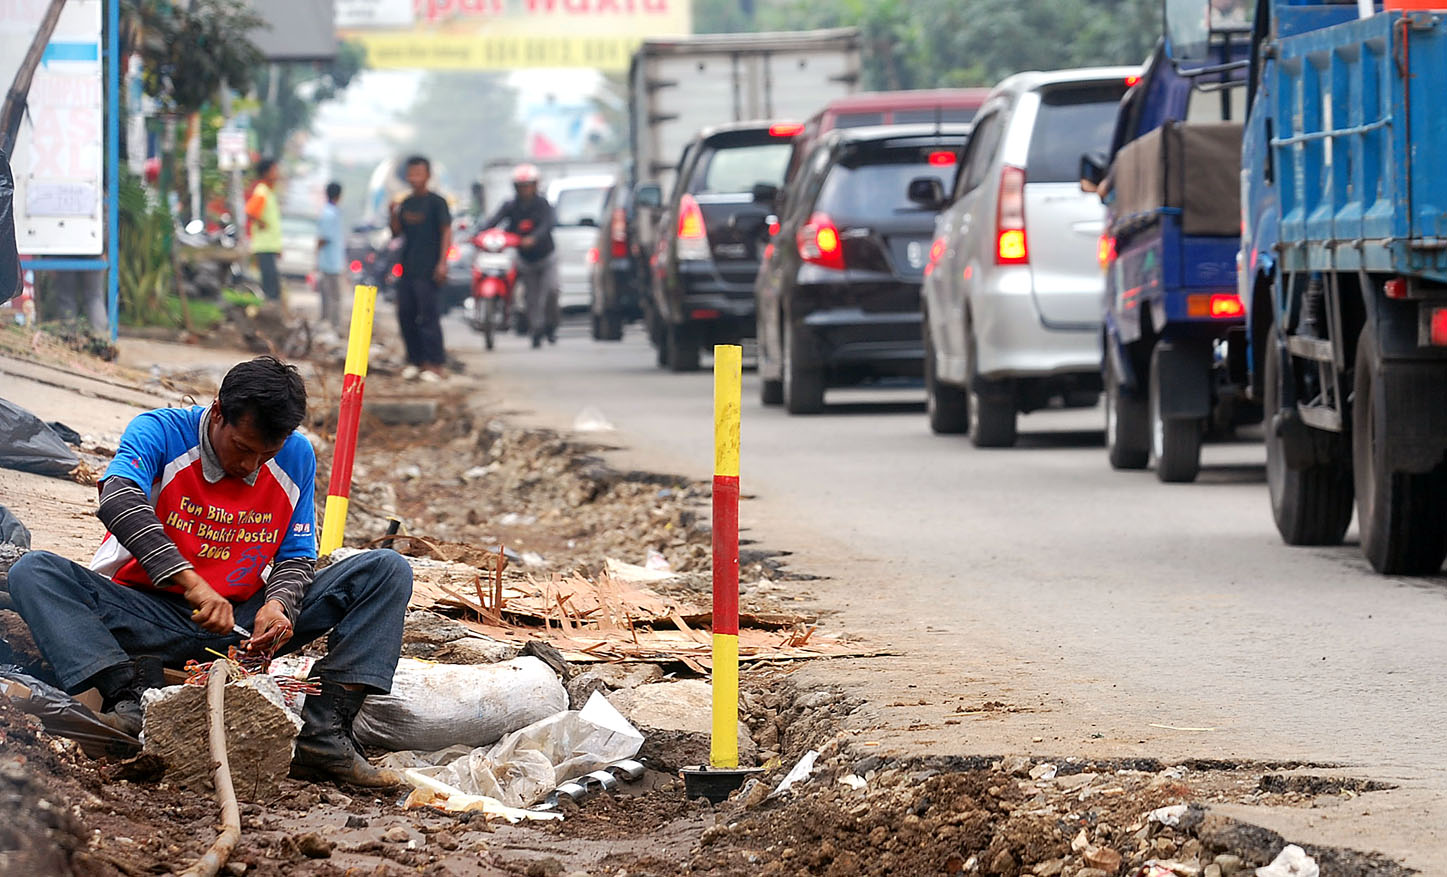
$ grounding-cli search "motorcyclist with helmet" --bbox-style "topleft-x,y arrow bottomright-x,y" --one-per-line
482,164 -> 559,347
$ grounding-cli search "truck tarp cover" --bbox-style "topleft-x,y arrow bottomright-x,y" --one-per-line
0,150 -> 18,305
1109,121 -> 1242,237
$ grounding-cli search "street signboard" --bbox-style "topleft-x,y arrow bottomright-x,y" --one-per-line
338,0 -> 692,71
0,0 -> 105,256
217,128 -> 250,172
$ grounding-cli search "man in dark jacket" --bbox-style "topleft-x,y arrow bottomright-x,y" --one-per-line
483,163 -> 559,348
0,149 -> 18,304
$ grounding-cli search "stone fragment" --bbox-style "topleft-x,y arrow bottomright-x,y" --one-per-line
141,679 -> 301,801
296,833 -> 334,859
1083,846 -> 1123,873
565,663 -> 664,707
432,637 -> 519,665
383,826 -> 411,844
1213,854 -> 1244,876
606,681 -> 755,771
1076,870 -> 1109,877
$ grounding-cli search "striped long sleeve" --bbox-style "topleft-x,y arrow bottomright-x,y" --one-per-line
263,557 -> 313,625
96,475 -> 192,585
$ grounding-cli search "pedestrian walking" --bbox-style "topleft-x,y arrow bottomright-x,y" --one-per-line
390,155 -> 451,382
246,158 -> 284,302
483,163 -> 559,348
316,182 -> 345,332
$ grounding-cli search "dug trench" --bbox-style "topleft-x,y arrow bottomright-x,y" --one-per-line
0,378 -> 1415,876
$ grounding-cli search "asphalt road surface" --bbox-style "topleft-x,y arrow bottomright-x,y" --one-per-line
450,314 -> 1447,869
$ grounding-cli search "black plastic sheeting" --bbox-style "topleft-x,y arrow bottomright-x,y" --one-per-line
0,505 -> 29,549
0,398 -> 80,477
0,149 -> 17,305
1,666 -> 142,758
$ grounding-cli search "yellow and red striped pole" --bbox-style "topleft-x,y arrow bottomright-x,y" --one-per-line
319,285 -> 377,556
711,344 -> 742,769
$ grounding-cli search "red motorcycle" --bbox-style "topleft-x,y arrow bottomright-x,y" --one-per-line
468,228 -> 519,350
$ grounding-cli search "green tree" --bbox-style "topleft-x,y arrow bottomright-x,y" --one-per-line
123,0 -> 263,116
252,41 -> 366,159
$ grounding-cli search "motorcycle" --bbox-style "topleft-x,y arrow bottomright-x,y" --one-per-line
468,227 -> 519,350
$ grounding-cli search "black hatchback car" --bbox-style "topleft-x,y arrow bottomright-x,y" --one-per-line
648,121 -> 798,372
755,124 -> 971,413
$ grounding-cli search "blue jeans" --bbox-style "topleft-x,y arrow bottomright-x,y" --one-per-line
7,550 -> 412,694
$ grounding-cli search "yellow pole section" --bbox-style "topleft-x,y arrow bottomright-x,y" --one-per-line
711,344 -> 742,769
319,285 -> 377,556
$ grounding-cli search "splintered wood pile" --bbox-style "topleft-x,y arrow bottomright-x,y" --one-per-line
403,556 -> 878,672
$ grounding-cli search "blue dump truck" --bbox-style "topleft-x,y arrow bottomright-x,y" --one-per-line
1241,0 -> 1447,573
1086,6 -> 1258,483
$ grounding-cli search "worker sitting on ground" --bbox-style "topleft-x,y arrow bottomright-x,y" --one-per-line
7,356 -> 412,787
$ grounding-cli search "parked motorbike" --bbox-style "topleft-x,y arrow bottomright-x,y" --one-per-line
468,228 -> 520,350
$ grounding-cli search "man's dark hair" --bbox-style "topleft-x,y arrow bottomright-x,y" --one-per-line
256,157 -> 277,178
326,181 -> 342,201
404,155 -> 430,171
217,356 -> 307,444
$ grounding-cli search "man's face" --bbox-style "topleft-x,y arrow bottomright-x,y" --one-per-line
406,163 -> 430,190
264,166 -> 280,186
515,181 -> 537,202
209,408 -> 287,480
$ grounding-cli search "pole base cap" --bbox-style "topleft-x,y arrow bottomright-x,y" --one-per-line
680,765 -> 764,804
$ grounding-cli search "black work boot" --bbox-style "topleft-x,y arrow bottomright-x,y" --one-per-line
291,681 -> 401,788
88,656 -> 164,738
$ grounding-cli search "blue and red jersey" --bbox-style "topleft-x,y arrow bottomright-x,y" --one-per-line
91,406 -> 317,602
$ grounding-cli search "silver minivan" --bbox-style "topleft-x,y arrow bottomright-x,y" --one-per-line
546,174 -> 614,312
919,67 -> 1137,447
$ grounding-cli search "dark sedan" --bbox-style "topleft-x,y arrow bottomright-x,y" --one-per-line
755,124 -> 971,413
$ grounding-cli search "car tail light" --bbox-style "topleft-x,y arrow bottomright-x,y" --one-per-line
1125,74 -> 1141,87
928,151 -> 956,166
391,263 -> 403,278
1097,235 -> 1116,271
996,165 -> 1029,265
769,122 -> 804,137
797,211 -> 845,270
924,237 -> 946,277
349,259 -> 362,274
1428,307 -> 1447,346
1385,277 -> 1408,299
1187,293 -> 1245,318
447,245 -> 459,262
677,194 -> 710,261
610,207 -> 628,258
586,246 -> 599,265
691,308 -> 721,319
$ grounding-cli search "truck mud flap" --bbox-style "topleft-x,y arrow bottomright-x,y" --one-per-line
1151,339 -> 1211,420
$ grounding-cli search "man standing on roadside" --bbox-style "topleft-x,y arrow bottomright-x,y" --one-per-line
390,155 -> 451,382
7,357 -> 412,788
246,158 -> 284,302
316,182 -> 345,332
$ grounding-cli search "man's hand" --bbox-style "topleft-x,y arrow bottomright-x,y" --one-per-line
248,600 -> 293,653
172,569 -> 234,634
433,262 -> 447,284
520,235 -> 535,248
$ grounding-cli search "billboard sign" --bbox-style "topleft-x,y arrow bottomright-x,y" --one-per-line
339,0 -> 691,71
0,0 -> 104,256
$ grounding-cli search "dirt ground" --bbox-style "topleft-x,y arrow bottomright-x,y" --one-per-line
0,321 -> 1419,876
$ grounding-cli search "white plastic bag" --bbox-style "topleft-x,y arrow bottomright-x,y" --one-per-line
354,656 -> 566,751
389,691 -> 643,808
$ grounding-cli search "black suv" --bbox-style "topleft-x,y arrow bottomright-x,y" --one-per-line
589,178 -> 662,341
755,124 -> 971,413
647,122 -> 797,371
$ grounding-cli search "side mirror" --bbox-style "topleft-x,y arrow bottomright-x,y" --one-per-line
906,177 -> 946,210
634,182 -> 663,209
752,182 -> 780,205
1079,151 -> 1109,193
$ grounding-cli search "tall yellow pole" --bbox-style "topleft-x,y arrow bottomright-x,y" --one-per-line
711,344 -> 742,768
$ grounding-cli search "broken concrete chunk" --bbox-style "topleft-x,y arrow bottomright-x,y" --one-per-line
141,678 -> 301,801
606,680 -> 755,771
431,636 -> 519,665
565,663 -> 664,708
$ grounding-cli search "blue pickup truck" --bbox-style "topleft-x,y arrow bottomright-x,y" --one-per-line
1241,0 -> 1447,573
1087,9 -> 1257,483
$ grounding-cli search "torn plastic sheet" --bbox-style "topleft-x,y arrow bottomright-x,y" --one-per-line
388,691 -> 643,809
0,399 -> 80,478
769,749 -> 819,798
0,666 -> 140,758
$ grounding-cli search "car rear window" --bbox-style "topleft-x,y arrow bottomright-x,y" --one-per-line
893,107 -> 977,124
552,186 -> 608,226
815,140 -> 965,219
690,142 -> 791,195
833,112 -> 886,128
1026,82 -> 1128,183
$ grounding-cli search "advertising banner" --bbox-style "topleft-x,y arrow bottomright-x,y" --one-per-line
0,0 -> 104,256
339,0 -> 691,71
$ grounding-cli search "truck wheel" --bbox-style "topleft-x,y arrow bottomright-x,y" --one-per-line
1149,350 -> 1202,483
925,313 -> 969,434
1264,326 -> 1353,545
1352,326 -> 1447,574
1105,353 -> 1148,470
783,318 -> 825,414
666,323 -> 700,372
965,332 -> 1016,447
